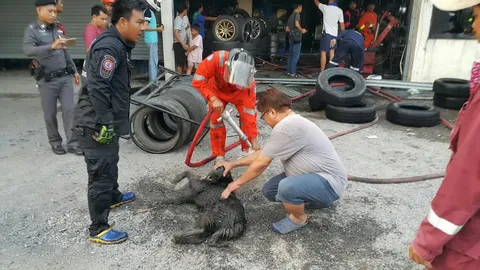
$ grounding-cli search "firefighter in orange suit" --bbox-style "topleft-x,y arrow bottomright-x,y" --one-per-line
192,48 -> 260,164
409,2 -> 480,269
357,3 -> 377,49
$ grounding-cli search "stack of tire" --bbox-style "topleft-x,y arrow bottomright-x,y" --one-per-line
130,76 -> 208,154
308,68 -> 377,124
209,9 -> 273,58
432,78 -> 470,110
384,78 -> 470,128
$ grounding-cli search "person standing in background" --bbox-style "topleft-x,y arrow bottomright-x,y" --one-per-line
173,4 -> 189,73
185,24 -> 203,75
357,3 -> 377,49
285,4 -> 307,78
192,4 -> 218,39
102,0 -> 115,15
344,1 -> 360,30
143,0 -> 164,82
84,5 -> 109,52
23,0 -> 82,155
313,0 -> 345,72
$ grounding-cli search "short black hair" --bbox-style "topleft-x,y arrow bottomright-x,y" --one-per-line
177,3 -> 188,14
192,24 -> 200,32
293,4 -> 302,9
91,5 -> 108,16
111,0 -> 147,25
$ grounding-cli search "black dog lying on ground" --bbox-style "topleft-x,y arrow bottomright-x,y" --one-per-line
162,166 -> 246,247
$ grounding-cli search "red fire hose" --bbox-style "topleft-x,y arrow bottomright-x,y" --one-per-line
184,79 -> 455,184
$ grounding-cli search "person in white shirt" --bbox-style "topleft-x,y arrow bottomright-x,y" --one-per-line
185,24 -> 203,75
313,0 -> 345,72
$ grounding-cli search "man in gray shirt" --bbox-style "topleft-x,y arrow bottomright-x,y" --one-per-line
217,88 -> 348,234
173,4 -> 189,73
23,0 -> 81,155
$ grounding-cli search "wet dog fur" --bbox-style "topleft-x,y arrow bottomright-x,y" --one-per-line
162,167 -> 246,247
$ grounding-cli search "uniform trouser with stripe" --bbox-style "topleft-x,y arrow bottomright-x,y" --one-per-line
326,39 -> 364,72
37,76 -> 78,148
76,127 -> 123,236
208,92 -> 256,157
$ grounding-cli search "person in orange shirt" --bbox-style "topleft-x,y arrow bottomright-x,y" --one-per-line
357,3 -> 377,49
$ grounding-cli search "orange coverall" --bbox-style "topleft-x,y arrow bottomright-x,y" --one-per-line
192,50 -> 259,157
357,11 -> 378,49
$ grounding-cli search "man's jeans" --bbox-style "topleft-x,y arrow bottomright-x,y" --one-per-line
147,43 -> 158,82
262,173 -> 339,207
287,40 -> 302,74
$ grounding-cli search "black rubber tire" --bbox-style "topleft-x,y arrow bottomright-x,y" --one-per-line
238,18 -> 254,43
316,67 -> 367,107
147,111 -> 174,140
433,94 -> 468,110
229,9 -> 250,19
386,102 -> 440,127
256,16 -> 271,36
308,92 -> 327,111
130,97 -> 191,154
432,78 -> 470,98
169,79 -> 207,105
211,40 -> 241,51
246,17 -> 266,39
160,87 -> 208,143
212,16 -> 241,42
239,38 -> 262,57
325,102 -> 377,124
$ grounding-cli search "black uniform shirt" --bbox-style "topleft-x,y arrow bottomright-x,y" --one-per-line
74,26 -> 135,136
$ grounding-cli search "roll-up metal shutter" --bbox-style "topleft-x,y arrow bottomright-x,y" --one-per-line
0,0 -> 163,61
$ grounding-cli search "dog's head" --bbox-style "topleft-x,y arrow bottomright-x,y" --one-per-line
205,166 -> 234,187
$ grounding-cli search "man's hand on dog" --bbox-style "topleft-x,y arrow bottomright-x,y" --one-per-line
221,181 -> 241,200
214,161 -> 234,176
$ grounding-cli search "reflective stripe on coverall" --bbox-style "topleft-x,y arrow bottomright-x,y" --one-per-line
192,50 -> 259,157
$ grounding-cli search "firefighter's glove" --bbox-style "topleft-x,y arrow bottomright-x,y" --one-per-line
94,125 -> 116,144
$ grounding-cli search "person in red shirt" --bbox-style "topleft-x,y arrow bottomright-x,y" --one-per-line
192,48 -> 260,164
83,5 -> 109,52
409,1 -> 480,269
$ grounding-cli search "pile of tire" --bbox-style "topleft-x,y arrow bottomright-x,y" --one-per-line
210,10 -> 273,58
309,68 -> 377,124
130,77 -> 208,154
432,78 -> 470,110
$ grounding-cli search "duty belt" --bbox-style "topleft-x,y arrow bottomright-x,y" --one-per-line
45,67 -> 71,81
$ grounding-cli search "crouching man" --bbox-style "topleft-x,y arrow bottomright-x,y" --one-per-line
216,88 -> 348,234
326,29 -> 365,72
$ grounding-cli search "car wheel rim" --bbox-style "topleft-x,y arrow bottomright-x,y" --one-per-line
215,19 -> 236,41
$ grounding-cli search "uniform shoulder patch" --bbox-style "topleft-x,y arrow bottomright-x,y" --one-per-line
206,54 -> 214,61
100,55 -> 116,79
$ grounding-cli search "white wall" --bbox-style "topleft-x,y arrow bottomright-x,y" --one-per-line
407,0 -> 478,82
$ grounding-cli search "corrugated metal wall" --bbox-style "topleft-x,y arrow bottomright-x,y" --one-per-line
0,0 -> 164,61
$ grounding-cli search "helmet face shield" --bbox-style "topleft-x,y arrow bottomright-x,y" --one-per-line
223,61 -> 256,88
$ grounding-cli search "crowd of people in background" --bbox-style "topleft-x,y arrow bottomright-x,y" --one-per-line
286,0 -> 378,76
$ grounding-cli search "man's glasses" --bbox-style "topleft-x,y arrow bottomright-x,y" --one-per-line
260,111 -> 267,120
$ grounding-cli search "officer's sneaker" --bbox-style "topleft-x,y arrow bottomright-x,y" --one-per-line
67,146 -> 83,156
110,192 -> 136,209
88,227 -> 128,245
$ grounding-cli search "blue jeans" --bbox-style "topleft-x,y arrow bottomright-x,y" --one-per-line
287,40 -> 302,74
147,43 -> 158,82
262,173 -> 339,207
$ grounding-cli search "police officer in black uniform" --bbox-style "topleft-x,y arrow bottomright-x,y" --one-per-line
73,0 -> 146,244
23,0 -> 82,155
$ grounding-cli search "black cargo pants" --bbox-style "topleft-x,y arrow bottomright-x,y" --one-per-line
76,126 -> 123,236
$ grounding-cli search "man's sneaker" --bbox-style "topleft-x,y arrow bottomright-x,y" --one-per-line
67,146 -> 83,156
110,192 -> 136,209
88,227 -> 128,245
52,145 -> 67,155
